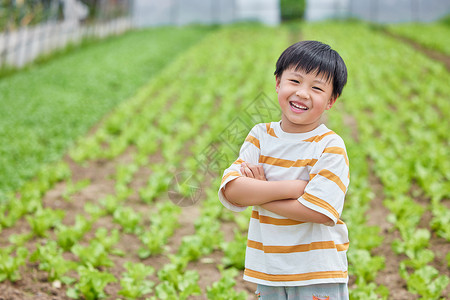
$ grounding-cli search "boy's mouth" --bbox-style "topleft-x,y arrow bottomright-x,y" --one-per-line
290,101 -> 309,111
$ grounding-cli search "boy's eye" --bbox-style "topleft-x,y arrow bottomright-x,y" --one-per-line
290,80 -> 300,84
313,87 -> 323,92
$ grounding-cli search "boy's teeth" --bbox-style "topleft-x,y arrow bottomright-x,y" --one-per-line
290,102 -> 308,110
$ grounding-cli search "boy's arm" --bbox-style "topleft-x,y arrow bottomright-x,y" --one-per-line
241,163 -> 333,225
218,125 -> 262,211
222,175 -> 306,206
219,124 -> 305,209
260,200 -> 334,225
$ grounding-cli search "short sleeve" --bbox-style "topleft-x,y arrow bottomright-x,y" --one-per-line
218,124 -> 262,212
298,136 -> 350,225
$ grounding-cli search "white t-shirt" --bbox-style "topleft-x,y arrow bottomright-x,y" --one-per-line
218,121 -> 350,286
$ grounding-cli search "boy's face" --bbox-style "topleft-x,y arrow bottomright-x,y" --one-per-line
276,67 -> 336,133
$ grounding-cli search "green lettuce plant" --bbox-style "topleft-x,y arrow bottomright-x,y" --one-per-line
0,246 -> 28,282
30,240 -> 77,282
67,265 -> 117,300
118,262 -> 155,299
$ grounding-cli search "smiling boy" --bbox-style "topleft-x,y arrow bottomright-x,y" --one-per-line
218,41 -> 350,299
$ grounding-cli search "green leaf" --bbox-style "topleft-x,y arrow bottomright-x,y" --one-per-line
71,265 -> 117,300
0,246 -> 29,282
30,240 -> 76,281
27,208 -> 65,237
405,266 -> 450,298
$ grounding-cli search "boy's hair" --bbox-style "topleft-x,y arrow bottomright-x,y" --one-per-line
274,40 -> 347,98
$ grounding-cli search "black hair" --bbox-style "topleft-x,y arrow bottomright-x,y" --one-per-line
274,40 -> 347,98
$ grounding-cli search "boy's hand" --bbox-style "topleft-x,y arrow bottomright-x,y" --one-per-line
240,162 -> 267,181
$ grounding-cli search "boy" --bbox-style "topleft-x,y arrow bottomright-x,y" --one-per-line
218,40 -> 350,300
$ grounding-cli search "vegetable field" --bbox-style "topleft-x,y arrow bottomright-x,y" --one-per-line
0,21 -> 449,299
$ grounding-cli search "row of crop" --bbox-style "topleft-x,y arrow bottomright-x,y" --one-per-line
0,25 -> 224,230
0,25 -> 290,299
0,22 -> 212,294
386,22 -> 450,55
0,26 -> 212,195
368,23 -> 449,299
327,110 -> 388,299
303,21 -> 449,299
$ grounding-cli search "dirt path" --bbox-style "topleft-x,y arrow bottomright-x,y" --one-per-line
366,159 -> 418,300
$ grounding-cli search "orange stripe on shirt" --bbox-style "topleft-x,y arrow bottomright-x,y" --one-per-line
244,268 -> 348,282
336,242 -> 350,251
311,169 -> 347,193
233,158 -> 245,165
252,210 -> 345,225
221,171 -> 240,185
266,123 -> 278,138
252,210 -> 305,225
303,131 -> 336,143
259,155 -> 317,168
247,239 -> 349,253
323,147 -> 349,166
302,192 -> 340,220
245,135 -> 260,149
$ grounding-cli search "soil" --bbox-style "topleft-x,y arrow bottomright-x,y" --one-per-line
0,143 -> 251,299
2,112 -> 449,300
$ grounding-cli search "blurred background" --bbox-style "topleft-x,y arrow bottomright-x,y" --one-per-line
1,0 -> 449,68
0,1 -> 449,299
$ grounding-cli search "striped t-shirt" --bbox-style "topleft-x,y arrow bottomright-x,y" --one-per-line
218,121 -> 350,287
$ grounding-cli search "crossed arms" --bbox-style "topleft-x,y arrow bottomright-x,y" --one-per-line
222,162 -> 333,225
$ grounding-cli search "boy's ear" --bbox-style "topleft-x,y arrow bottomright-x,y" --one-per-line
326,95 -> 338,110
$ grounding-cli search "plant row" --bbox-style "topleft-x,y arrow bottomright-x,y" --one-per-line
386,22 -> 450,55
0,26 -> 211,195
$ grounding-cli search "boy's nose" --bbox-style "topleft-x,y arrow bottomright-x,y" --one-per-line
295,88 -> 310,100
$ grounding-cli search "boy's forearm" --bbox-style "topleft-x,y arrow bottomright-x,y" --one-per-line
222,177 -> 306,206
261,199 -> 333,225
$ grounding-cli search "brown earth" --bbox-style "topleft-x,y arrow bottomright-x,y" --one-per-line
0,144 -> 255,299
2,111 -> 449,300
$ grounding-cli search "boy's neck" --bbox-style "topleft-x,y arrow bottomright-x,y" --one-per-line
279,120 -> 323,133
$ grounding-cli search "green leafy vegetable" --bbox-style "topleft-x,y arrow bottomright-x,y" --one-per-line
113,206 -> 142,234
26,208 -> 65,237
67,265 -> 117,300
71,241 -> 114,268
206,266 -> 247,300
401,265 -> 450,299
221,229 -> 246,270
56,214 -> 92,251
118,262 -> 155,299
30,240 -> 77,282
0,246 -> 28,282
